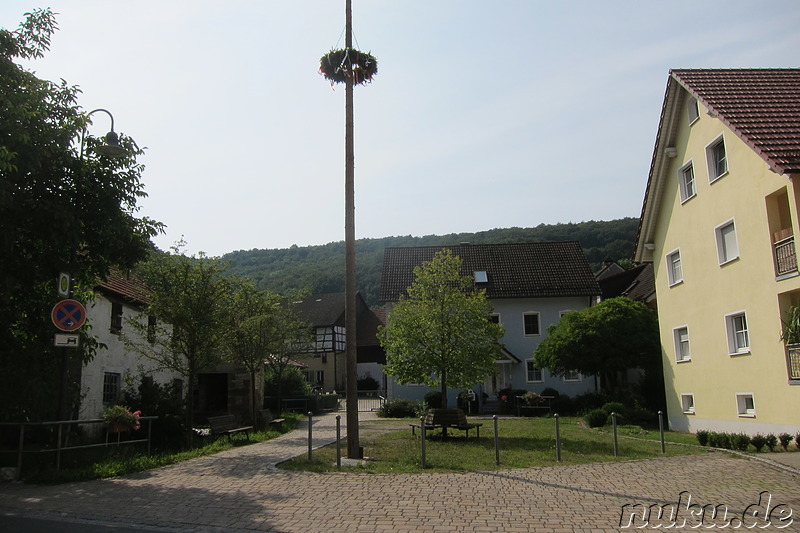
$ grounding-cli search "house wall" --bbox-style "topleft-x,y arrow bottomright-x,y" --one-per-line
387,295 -> 597,405
652,89 -> 800,434
80,293 -> 182,420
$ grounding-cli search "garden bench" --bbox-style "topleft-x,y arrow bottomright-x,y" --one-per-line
208,414 -> 252,442
410,408 -> 482,438
259,409 -> 285,429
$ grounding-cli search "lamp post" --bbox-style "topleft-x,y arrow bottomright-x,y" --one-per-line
79,108 -> 127,159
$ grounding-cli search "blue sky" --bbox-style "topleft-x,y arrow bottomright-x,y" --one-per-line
3,1 -> 800,257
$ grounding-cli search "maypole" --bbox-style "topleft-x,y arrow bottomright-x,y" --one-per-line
319,0 -> 377,459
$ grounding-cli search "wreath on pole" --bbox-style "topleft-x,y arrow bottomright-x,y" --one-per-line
319,48 -> 378,86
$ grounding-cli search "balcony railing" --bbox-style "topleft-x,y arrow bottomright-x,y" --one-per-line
774,235 -> 798,276
788,344 -> 800,381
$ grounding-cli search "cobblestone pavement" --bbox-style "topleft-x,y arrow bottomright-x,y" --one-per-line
1,412 -> 799,532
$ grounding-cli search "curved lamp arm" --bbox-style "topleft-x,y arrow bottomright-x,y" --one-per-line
79,108 -> 126,159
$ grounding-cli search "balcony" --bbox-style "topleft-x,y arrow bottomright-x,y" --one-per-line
774,230 -> 798,277
787,344 -> 800,381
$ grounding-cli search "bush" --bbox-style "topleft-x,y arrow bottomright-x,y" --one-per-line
423,391 -> 442,409
356,375 -> 380,391
124,377 -> 186,451
765,433 -> 778,452
796,433 -> 800,449
696,430 -> 709,446
778,433 -> 793,451
550,394 -> 574,416
707,432 -> 720,448
378,399 -> 422,418
573,392 -> 608,414
716,432 -> 732,450
540,387 -> 560,398
627,407 -> 656,427
601,402 -> 627,416
750,433 -> 767,452
585,408 -> 608,428
731,433 -> 751,451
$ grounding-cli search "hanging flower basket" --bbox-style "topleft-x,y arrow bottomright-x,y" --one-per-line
102,405 -> 142,432
319,48 -> 378,86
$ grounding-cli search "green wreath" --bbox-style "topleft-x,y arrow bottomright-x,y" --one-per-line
319,48 -> 378,85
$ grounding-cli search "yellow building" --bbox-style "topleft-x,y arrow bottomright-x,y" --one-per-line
634,69 -> 800,434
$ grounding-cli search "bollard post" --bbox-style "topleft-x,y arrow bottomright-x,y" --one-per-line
554,413 -> 561,462
419,416 -> 426,469
658,410 -> 665,454
336,415 -> 342,467
612,412 -> 619,457
493,415 -> 500,466
307,411 -> 313,461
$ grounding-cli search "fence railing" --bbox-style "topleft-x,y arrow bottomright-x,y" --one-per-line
0,416 -> 157,481
774,235 -> 797,276
787,344 -> 800,380
356,390 -> 385,412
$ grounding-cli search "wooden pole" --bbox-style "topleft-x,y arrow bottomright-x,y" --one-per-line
344,0 -> 361,459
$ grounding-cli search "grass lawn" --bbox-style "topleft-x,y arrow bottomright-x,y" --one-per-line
279,416 -> 707,474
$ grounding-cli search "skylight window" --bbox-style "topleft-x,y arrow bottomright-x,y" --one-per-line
474,271 -> 488,283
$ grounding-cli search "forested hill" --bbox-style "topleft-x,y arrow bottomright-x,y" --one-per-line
223,217 -> 639,308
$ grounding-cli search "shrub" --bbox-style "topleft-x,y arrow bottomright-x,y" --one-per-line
540,387 -> 560,398
731,433 -> 751,451
423,391 -> 442,409
778,433 -> 793,451
356,375 -> 380,391
124,377 -> 186,451
716,432 -> 732,449
696,430 -> 709,446
601,402 -> 627,416
550,394 -> 575,416
585,408 -> 608,428
796,433 -> 800,449
750,433 -> 767,452
765,433 -> 778,452
707,432 -> 720,448
572,392 -> 608,414
607,412 -> 625,426
378,399 -> 422,418
627,407 -> 656,427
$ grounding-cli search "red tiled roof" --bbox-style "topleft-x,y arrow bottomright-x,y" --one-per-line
96,268 -> 153,305
672,68 -> 800,174
380,242 -> 600,302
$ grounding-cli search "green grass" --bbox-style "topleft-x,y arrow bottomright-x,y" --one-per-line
279,416 -> 707,474
22,416 -> 300,484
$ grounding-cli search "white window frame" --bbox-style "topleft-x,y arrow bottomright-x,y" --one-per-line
715,219 -> 739,265
489,313 -> 501,324
666,248 -> 683,286
559,310 -> 573,318
673,325 -> 691,362
706,134 -> 728,182
735,393 -> 756,417
687,97 -> 700,125
681,393 -> 695,414
523,312 -> 541,336
563,370 -> 582,382
525,360 -> 543,383
725,311 -> 750,355
678,161 -> 696,203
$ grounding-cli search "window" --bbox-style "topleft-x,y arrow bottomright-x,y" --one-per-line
736,393 -> 756,417
666,249 -> 683,286
110,302 -> 123,334
681,394 -> 695,414
489,314 -> 500,324
687,97 -> 700,125
563,370 -> 581,382
715,220 -> 739,265
725,311 -> 750,355
474,271 -> 488,283
679,162 -> 696,202
103,372 -> 121,404
706,135 -> 728,182
523,312 -> 540,336
673,326 -> 691,362
526,361 -> 543,383
147,315 -> 157,344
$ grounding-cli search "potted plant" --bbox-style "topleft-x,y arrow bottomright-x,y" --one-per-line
102,405 -> 142,432
781,304 -> 800,345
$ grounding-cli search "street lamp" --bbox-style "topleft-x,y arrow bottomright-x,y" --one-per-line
80,108 -> 127,159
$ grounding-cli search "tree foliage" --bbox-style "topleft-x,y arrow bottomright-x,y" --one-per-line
533,297 -> 661,391
380,250 -> 504,408
0,9 -> 162,421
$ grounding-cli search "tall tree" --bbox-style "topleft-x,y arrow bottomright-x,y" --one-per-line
127,244 -> 229,434
380,250 -> 504,409
533,297 -> 661,392
0,9 -> 161,421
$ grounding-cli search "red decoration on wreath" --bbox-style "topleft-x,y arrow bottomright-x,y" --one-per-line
319,48 -> 378,86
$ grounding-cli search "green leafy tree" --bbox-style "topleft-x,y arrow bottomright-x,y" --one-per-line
126,244 -> 230,434
0,9 -> 162,421
380,250 -> 504,409
533,297 -> 661,392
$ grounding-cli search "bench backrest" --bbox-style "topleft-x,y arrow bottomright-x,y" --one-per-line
425,408 -> 468,426
208,414 -> 238,433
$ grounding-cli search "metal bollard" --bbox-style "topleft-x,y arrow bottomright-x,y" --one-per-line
658,410 -> 665,454
336,415 -> 342,467
493,415 -> 500,466
554,413 -> 561,462
612,412 -> 619,457
419,416 -> 427,469
307,411 -> 313,461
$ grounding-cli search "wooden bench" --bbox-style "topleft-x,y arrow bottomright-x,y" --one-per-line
208,415 -> 252,442
410,408 -> 482,438
259,409 -> 285,430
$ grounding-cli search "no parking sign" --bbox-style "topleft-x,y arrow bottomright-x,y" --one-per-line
51,299 -> 87,332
